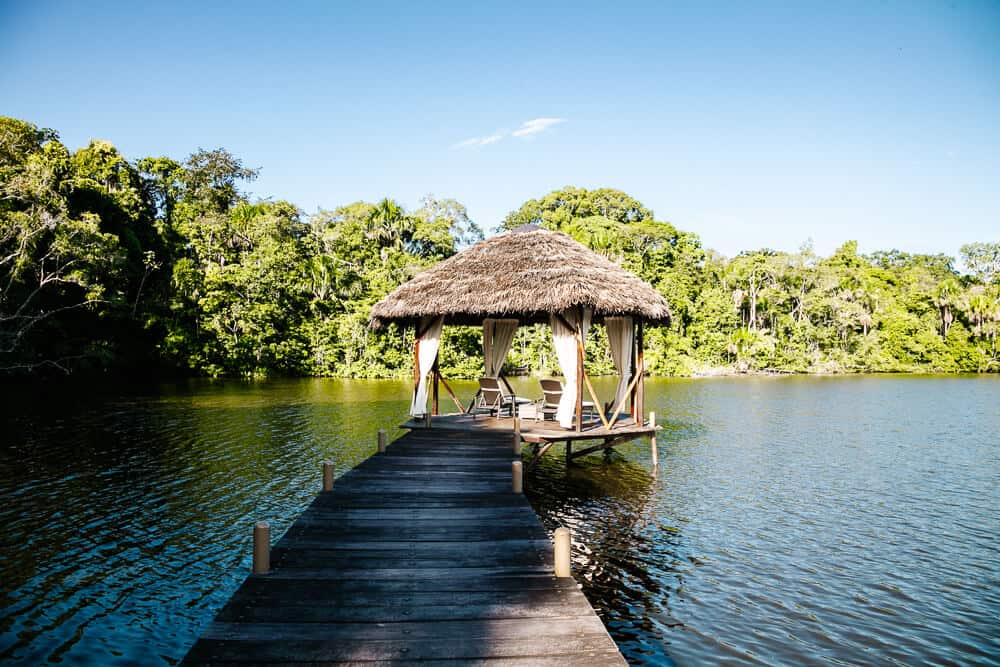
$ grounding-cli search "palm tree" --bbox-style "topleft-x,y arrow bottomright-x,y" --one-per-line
968,292 -> 990,338
858,310 -> 874,336
934,279 -> 960,337
365,198 -> 415,254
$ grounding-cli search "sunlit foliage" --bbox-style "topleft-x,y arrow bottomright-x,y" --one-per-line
1,118 -> 997,377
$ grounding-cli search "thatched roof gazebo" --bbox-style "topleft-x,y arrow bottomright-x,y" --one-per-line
370,224 -> 671,435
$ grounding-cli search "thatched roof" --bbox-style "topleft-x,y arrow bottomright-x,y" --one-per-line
369,225 -> 672,327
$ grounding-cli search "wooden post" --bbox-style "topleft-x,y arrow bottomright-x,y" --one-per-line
554,527 -> 571,577
512,417 -> 521,455
511,460 -> 523,493
636,319 -> 645,421
565,441 -> 573,463
629,320 -> 638,420
575,335 -> 584,432
322,460 -> 334,492
252,521 -> 270,574
432,355 -> 440,416
649,410 -> 658,468
413,333 -> 421,409
424,412 -> 432,429
377,429 -> 387,454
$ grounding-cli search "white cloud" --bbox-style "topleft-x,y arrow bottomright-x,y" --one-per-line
451,118 -> 566,149
452,133 -> 504,149
512,117 -> 566,137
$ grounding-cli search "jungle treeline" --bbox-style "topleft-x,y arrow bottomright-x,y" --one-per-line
2,117 -> 998,379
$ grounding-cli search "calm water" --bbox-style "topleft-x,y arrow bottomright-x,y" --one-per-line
1,376 -> 997,665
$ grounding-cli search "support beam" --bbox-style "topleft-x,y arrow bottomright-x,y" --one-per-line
607,369 -> 643,430
527,441 -> 556,470
575,334 -> 584,432
582,370 -> 611,430
567,434 -> 637,461
636,319 -> 645,420
512,416 -> 522,455
431,355 -> 440,416
650,410 -> 658,468
438,375 -> 466,413
629,319 -> 638,420
412,333 -> 421,413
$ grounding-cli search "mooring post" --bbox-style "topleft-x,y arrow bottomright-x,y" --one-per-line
512,416 -> 521,455
423,412 -> 432,429
377,429 -> 387,454
322,460 -> 334,492
252,521 -> 270,574
511,460 -> 523,493
554,526 -> 572,577
649,411 -> 658,468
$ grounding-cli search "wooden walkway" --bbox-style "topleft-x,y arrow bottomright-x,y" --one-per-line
182,429 -> 627,666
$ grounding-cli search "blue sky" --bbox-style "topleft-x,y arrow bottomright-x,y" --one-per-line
3,0 -> 998,259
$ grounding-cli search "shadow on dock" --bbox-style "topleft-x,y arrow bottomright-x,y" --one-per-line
182,429 -> 626,665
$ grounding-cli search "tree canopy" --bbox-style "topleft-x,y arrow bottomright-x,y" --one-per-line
1,116 -> 997,378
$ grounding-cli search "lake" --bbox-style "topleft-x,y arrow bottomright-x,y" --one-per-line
1,376 -> 997,665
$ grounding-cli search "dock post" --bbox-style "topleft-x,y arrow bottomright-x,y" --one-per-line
554,526 -> 571,577
378,429 -> 387,454
252,521 -> 270,574
511,460 -> 523,493
322,460 -> 335,492
649,411 -> 658,468
423,412 -> 432,429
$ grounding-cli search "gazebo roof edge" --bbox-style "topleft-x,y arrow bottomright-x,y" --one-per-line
369,228 -> 672,328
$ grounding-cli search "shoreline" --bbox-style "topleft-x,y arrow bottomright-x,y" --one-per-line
2,368 -> 997,393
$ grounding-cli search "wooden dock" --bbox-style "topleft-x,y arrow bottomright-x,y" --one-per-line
400,413 -> 655,445
182,429 -> 627,666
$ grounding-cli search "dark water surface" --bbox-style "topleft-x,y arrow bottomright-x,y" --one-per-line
1,376 -> 997,665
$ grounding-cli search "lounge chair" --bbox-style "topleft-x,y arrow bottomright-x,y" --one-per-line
537,378 -> 596,421
471,377 -> 533,418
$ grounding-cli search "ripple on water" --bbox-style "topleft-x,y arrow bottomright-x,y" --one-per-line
1,376 -> 998,665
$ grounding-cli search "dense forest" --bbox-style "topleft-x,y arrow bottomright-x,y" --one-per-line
2,116 -> 998,379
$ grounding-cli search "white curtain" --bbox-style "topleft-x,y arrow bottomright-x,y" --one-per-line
605,316 -> 634,412
549,307 -> 592,428
482,318 -> 518,378
410,315 -> 444,417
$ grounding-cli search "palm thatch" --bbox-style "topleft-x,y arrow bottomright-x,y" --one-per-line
369,225 -> 672,327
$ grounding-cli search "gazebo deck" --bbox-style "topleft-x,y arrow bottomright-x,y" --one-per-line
402,413 -> 655,444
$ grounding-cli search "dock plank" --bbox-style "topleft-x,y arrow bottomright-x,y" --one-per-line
182,430 -> 625,666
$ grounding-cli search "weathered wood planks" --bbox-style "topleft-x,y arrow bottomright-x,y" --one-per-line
182,429 -> 626,666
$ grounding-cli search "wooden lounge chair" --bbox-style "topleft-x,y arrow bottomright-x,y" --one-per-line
537,378 -> 596,421
471,377 -> 532,418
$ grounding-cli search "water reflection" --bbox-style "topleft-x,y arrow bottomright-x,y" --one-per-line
1,376 -> 998,665
526,451 -> 678,665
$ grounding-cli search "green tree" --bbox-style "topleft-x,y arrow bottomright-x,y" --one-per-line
960,242 -> 1000,285
501,186 -> 652,231
0,118 -> 126,373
